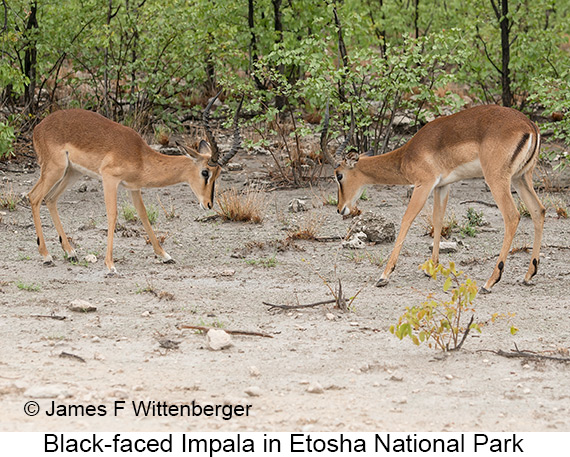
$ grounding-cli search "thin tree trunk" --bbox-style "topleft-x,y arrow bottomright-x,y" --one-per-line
23,0 -> 38,113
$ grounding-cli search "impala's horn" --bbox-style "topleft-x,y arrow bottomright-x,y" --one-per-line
217,96 -> 244,167
337,106 -> 355,166
320,100 -> 338,168
203,91 -> 222,166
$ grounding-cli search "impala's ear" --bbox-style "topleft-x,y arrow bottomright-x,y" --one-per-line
198,140 -> 211,156
176,141 -> 201,160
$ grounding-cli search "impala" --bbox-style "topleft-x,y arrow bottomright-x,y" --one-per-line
322,105 -> 545,293
29,93 -> 241,274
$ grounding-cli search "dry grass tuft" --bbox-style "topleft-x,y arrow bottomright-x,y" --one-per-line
216,188 -> 267,223
287,214 -> 323,240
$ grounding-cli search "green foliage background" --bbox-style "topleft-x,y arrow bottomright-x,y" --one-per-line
1,0 -> 569,158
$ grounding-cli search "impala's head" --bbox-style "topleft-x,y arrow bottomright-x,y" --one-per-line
182,140 -> 222,210
334,159 -> 364,216
320,103 -> 361,216
184,91 -> 243,210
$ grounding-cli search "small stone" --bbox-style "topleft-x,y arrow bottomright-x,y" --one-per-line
306,382 -> 324,394
221,269 -> 236,277
206,329 -> 233,351
91,336 -> 100,343
249,366 -> 261,377
140,311 -> 151,318
288,198 -> 308,213
445,374 -> 454,380
84,254 -> 97,263
342,231 -> 367,249
325,313 -> 335,321
227,162 -> 243,171
389,375 -> 404,382
433,241 -> 458,254
93,352 -> 105,361
244,386 -> 262,397
69,299 -> 97,313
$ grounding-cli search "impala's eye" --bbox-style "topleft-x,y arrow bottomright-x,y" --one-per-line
201,170 -> 209,178
336,173 -> 343,182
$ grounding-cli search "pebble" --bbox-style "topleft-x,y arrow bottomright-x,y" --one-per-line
84,254 -> 97,263
140,311 -> 151,318
69,299 -> 97,313
325,313 -> 335,321
306,382 -> 324,394
249,366 -> 261,377
244,386 -> 262,397
445,374 -> 454,380
206,329 -> 233,351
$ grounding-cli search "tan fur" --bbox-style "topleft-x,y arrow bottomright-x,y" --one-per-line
334,105 -> 545,292
29,109 -> 221,273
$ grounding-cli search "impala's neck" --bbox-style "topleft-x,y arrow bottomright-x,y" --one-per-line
141,148 -> 197,188
354,147 -> 410,186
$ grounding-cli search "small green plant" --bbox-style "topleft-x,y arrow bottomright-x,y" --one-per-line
122,204 -> 138,222
459,207 -> 484,237
16,280 -> 41,292
390,261 -> 482,351
245,254 -> 277,268
359,188 -> 369,201
324,194 -> 338,206
147,204 -> 159,225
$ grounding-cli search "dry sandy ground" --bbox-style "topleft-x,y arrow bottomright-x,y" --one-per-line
0,150 -> 569,433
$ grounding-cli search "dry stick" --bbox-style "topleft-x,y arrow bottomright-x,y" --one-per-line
488,345 -> 570,363
263,299 -> 337,310
459,200 -> 498,208
59,352 -> 86,363
31,314 -> 66,321
178,325 -> 273,338
449,315 -> 475,352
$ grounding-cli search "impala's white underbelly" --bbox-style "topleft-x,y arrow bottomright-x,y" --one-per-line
438,159 -> 483,186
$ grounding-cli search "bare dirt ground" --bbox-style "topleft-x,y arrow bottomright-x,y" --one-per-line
1,147 -> 569,433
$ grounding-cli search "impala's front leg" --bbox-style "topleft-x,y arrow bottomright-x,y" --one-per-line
376,182 -> 433,287
102,177 -> 121,275
130,190 -> 174,263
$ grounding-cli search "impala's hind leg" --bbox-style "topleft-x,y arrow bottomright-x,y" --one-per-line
512,171 -> 545,285
481,177 -> 520,293
44,165 -> 82,261
129,190 -> 173,263
28,158 -> 70,265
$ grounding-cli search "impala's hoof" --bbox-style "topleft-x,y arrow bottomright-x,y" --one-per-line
43,260 -> 55,267
479,286 -> 492,294
163,258 -> 175,264
105,267 -> 118,278
375,278 -> 389,287
522,279 -> 534,287
67,255 -> 78,263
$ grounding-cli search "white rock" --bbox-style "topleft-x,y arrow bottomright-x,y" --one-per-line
244,386 -> 262,397
69,299 -> 97,313
306,382 -> 324,394
249,366 -> 261,377
325,313 -> 335,321
206,329 -> 233,351
288,198 -> 308,213
84,254 -> 97,263
226,163 -> 243,171
432,241 -> 458,254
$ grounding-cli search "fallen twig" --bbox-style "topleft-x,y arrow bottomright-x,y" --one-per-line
313,236 -> 343,242
59,352 -> 86,363
178,325 -> 273,338
483,345 -> 570,363
263,299 -> 337,310
460,200 -> 498,208
31,314 -> 66,320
